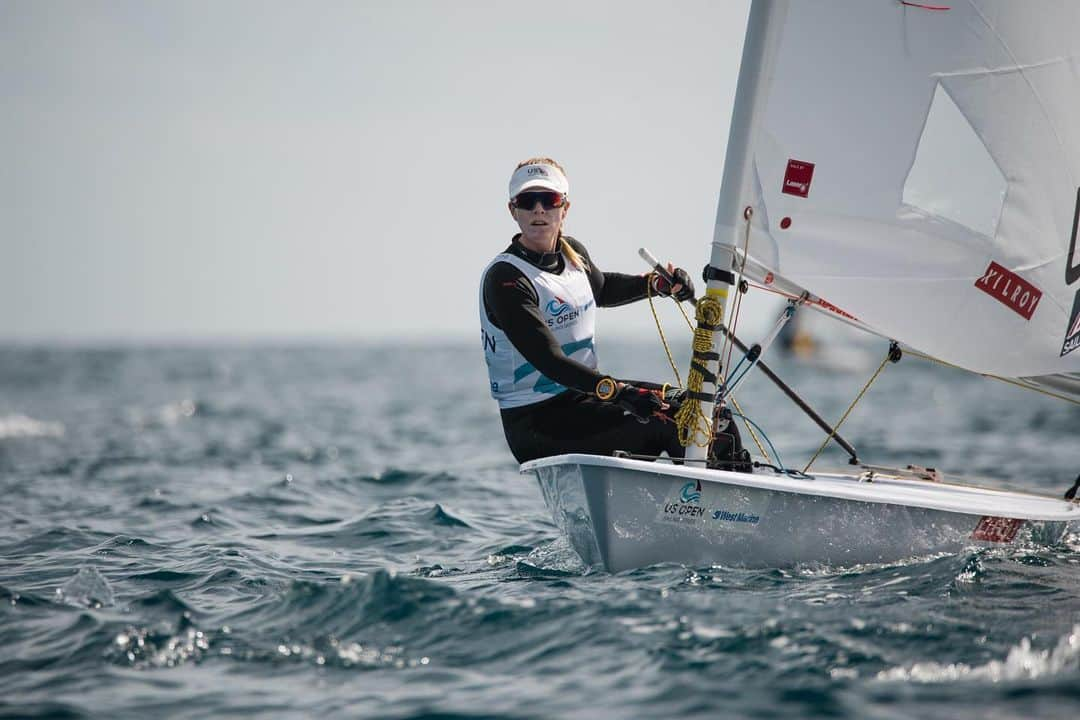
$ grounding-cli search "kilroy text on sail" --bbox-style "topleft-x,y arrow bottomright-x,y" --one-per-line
974,261 -> 1043,321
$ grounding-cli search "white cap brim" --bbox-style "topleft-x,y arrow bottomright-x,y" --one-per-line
508,163 -> 569,199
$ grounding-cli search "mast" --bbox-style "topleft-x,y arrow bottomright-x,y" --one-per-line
685,0 -> 787,462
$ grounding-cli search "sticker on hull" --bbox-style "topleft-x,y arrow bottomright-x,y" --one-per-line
970,516 -> 1024,543
657,480 -> 768,534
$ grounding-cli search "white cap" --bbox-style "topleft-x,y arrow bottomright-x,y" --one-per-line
508,162 -> 569,199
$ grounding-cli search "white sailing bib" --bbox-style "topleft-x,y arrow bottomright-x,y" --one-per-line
479,252 -> 597,409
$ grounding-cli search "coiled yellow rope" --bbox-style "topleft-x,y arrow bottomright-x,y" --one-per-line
673,295 -> 724,448
645,277 -> 771,460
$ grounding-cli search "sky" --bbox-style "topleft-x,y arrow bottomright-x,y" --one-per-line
2,1 -> 754,342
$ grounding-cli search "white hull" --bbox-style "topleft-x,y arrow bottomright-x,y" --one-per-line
522,454 -> 1077,572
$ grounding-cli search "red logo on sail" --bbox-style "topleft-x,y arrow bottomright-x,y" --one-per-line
782,159 -> 815,198
970,516 -> 1023,543
974,261 -> 1043,320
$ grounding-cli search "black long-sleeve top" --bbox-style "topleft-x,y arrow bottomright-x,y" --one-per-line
481,235 -> 649,401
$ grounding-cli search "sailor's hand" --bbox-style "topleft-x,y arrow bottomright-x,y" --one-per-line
662,386 -> 687,410
596,378 -> 667,423
651,264 -> 695,302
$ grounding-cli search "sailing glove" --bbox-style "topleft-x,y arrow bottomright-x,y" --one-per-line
596,377 -> 667,423
650,267 -> 695,303
662,386 -> 687,410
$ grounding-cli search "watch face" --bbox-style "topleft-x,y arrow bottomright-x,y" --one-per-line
596,378 -> 616,400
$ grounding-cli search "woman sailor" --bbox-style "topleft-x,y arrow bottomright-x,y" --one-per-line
479,157 -> 695,463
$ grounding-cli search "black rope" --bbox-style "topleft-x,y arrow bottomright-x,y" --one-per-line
753,461 -> 815,480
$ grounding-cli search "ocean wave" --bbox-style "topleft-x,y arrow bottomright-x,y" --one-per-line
5,345 -> 1080,718
427,504 -> 470,528
877,626 -> 1080,683
343,468 -> 460,486
56,567 -> 114,609
221,570 -> 458,640
107,614 -> 210,669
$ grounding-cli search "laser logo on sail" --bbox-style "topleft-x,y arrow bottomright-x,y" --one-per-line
782,159 -> 815,198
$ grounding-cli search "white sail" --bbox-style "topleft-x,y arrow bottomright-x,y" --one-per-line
714,0 -> 1080,393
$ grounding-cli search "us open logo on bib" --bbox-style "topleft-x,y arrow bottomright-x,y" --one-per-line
545,297 -> 571,316
543,296 -> 592,329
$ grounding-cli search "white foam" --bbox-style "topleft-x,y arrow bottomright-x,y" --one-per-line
877,626 -> 1080,683
0,414 -> 65,439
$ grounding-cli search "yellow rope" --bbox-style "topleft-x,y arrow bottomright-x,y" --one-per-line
675,296 -> 695,331
904,347 -> 1080,407
645,276 -> 710,445
716,211 -> 768,459
645,273 -> 684,388
674,295 -> 724,448
646,275 -> 770,460
803,349 -> 893,473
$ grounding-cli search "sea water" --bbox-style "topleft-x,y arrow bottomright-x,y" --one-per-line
1,341 -> 1079,719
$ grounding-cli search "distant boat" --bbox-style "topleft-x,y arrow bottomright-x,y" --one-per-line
776,304 -> 875,373
523,0 -> 1080,572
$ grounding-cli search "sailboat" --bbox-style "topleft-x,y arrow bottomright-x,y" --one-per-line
521,0 -> 1080,572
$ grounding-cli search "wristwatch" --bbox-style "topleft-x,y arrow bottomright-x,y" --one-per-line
595,376 -> 618,401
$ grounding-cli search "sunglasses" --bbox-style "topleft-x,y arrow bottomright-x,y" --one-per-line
512,190 -> 566,210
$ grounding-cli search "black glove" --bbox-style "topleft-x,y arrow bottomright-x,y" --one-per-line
650,267 -> 695,302
598,380 -> 667,423
662,386 -> 687,410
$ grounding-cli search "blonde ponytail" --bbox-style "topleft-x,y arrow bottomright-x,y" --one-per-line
559,236 -> 585,270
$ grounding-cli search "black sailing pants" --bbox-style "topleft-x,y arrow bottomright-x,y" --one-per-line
499,389 -> 686,464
